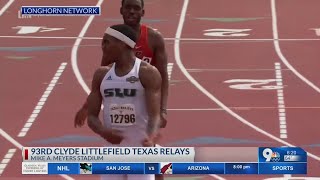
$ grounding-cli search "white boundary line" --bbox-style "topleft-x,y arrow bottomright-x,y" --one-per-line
187,68 -> 291,72
264,178 -> 320,180
167,106 -> 320,111
17,62 -> 67,137
175,0 -> 320,165
0,148 -> 16,176
271,0 -> 320,94
0,35 -> 101,39
71,0 -> 105,94
0,129 -> 74,180
1,35 -> 320,41
0,0 -> 15,16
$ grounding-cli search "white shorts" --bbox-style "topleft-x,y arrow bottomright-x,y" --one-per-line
99,144 -> 160,179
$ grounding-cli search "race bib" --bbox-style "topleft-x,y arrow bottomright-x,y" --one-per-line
142,56 -> 152,64
109,104 -> 136,126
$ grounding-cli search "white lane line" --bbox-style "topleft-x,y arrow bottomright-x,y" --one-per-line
17,62 -> 67,137
175,1 -> 226,180
0,149 -> 16,176
210,174 -> 227,180
71,0 -> 105,95
167,63 -> 174,80
310,28 -> 320,36
167,106 -> 320,111
0,0 -> 15,16
187,68 -> 290,72
1,35 -> 320,41
274,63 -> 288,139
283,174 -> 292,178
271,0 -> 320,93
0,129 -> 74,179
175,0 -> 320,166
168,108 -> 225,111
169,107 -> 320,110
264,178 -> 320,180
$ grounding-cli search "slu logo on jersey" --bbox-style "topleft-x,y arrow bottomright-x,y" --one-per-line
104,88 -> 137,97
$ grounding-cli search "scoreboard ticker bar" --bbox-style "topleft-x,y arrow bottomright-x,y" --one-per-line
21,147 -> 307,175
22,162 -> 307,175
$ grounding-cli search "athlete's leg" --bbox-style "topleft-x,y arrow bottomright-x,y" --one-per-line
153,144 -> 164,180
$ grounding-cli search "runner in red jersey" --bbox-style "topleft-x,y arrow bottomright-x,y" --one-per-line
75,0 -> 169,137
134,24 -> 156,65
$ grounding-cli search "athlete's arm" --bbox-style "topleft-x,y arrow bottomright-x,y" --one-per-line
140,64 -> 162,138
87,67 -> 124,144
152,30 -> 169,127
74,100 -> 89,127
87,68 -> 105,135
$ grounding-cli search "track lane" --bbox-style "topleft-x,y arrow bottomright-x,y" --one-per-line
273,0 -> 320,87
0,0 -> 104,179
180,0 -> 273,39
0,40 -> 70,136
176,2 -> 317,178
272,0 -> 320,177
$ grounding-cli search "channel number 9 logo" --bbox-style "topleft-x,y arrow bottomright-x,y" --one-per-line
263,148 -> 280,162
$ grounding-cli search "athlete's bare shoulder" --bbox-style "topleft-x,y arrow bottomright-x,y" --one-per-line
139,61 -> 161,88
147,26 -> 165,49
92,63 -> 113,86
139,60 -> 155,68
147,27 -> 164,40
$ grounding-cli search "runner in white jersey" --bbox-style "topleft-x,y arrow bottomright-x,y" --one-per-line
87,24 -> 161,180
100,57 -> 149,146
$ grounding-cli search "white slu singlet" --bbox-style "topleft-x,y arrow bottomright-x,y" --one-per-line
100,58 -> 149,147
99,58 -> 155,180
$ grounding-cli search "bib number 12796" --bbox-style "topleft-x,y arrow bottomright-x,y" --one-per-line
110,114 -> 136,124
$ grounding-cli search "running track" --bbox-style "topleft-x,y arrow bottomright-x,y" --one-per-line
1,0 -> 320,179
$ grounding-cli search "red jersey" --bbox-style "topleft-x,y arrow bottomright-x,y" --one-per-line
134,24 -> 156,66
